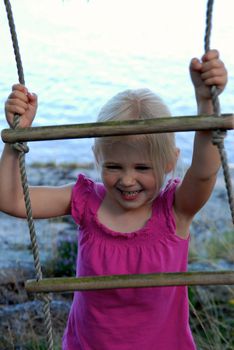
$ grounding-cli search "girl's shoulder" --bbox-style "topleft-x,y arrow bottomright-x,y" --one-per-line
161,178 -> 192,239
72,173 -> 95,195
153,178 -> 182,235
71,173 -> 104,224
157,178 -> 180,206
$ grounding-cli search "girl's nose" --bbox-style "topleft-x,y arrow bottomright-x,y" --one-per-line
120,171 -> 136,186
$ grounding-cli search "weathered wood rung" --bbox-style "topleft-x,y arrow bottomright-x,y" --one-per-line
2,114 -> 234,143
25,271 -> 234,293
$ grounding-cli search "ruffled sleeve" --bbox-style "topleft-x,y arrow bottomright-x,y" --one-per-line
71,173 -> 94,225
158,178 -> 181,234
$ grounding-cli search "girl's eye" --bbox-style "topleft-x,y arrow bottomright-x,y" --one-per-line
136,165 -> 151,171
105,165 -> 121,170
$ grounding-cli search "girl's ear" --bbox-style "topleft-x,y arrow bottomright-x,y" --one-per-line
165,147 -> 180,174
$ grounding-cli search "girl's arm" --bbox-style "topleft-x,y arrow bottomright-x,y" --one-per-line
174,50 -> 228,237
0,84 -> 73,218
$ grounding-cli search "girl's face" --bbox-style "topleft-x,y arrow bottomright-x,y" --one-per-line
97,141 -> 158,212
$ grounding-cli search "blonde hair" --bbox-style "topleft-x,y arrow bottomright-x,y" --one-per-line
94,88 -> 178,191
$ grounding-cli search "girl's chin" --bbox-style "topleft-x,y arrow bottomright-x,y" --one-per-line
116,194 -> 147,209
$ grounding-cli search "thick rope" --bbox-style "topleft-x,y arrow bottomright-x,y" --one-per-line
2,1 -> 233,348
3,1 -> 54,349
204,0 -> 234,224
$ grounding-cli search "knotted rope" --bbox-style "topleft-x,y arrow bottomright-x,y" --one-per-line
204,0 -> 234,224
2,0 -> 233,348
3,1 -> 54,349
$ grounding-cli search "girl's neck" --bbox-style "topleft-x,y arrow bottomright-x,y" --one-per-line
97,194 -> 153,233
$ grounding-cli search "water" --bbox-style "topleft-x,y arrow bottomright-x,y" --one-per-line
0,0 -> 233,166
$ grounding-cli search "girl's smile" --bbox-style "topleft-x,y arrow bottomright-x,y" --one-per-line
117,188 -> 142,201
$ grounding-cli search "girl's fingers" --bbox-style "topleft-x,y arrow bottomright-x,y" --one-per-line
201,67 -> 226,80
5,104 -> 27,117
201,50 -> 226,71
200,55 -> 227,88
5,94 -> 29,120
190,58 -> 202,71
8,89 -> 29,103
200,76 -> 227,89
5,84 -> 37,128
28,92 -> 38,106
202,49 -> 219,62
11,83 -> 28,94
6,98 -> 28,111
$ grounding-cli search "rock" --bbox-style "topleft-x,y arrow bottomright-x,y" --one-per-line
0,262 -> 35,305
0,299 -> 71,349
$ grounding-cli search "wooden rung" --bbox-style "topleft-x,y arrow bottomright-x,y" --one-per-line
25,271 -> 234,293
2,114 -> 234,143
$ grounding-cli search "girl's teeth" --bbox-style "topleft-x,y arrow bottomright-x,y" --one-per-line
121,190 -> 140,197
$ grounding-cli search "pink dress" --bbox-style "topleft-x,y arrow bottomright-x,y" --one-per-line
62,174 -> 196,350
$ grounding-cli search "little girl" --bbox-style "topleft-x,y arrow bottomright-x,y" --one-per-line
0,50 -> 227,349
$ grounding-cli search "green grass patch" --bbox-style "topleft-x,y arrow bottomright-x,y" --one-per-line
206,230 -> 234,263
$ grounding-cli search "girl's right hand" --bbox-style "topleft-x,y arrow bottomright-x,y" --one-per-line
5,84 -> 38,128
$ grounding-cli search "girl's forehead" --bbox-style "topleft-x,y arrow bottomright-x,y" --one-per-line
99,139 -> 152,162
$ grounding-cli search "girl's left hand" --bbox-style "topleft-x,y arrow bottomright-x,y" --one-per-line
189,49 -> 227,101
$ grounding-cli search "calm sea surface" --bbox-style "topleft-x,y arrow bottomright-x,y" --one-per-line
0,0 -> 233,166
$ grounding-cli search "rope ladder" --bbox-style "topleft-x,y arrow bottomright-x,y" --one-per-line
1,0 -> 234,349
